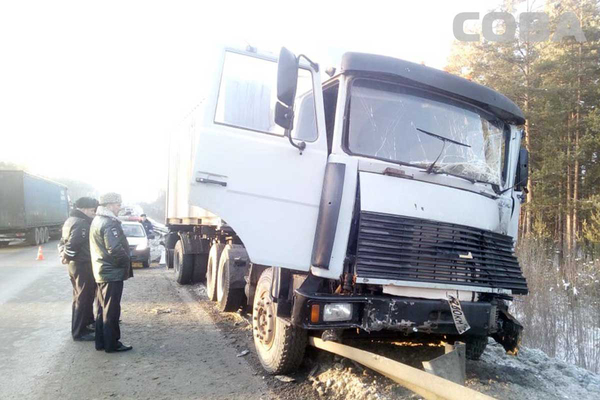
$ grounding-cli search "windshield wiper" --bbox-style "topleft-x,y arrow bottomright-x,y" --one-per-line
416,128 -> 471,174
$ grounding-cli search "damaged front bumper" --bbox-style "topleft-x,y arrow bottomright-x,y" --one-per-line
292,290 -> 523,352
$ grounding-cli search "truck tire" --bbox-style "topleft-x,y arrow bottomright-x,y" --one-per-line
192,254 -> 209,283
166,249 -> 174,269
174,240 -> 194,284
206,243 -> 225,301
253,268 -> 307,375
466,336 -> 488,360
43,227 -> 49,243
216,246 -> 246,312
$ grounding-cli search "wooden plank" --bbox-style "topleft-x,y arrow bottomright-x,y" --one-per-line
309,337 -> 496,400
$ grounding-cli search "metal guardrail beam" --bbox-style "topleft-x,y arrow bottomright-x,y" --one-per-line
309,337 -> 496,400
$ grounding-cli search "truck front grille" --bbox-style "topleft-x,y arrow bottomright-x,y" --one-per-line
355,211 -> 528,294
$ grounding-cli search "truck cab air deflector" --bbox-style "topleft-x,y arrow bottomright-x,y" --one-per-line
340,52 -> 525,125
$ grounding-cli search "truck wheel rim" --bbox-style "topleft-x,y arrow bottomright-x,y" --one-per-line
254,288 -> 275,349
174,252 -> 180,274
216,267 -> 223,301
216,261 -> 226,301
207,259 -> 214,292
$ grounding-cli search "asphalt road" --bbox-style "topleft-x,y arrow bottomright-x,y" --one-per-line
0,241 -> 273,400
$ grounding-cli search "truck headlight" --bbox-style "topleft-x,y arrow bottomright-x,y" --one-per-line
323,303 -> 352,322
136,242 -> 148,251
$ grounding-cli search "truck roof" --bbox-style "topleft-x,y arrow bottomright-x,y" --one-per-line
339,52 -> 525,125
0,170 -> 69,189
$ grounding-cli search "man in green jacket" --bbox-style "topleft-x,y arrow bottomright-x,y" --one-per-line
90,192 -> 133,353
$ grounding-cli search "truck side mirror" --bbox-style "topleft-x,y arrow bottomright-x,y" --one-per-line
275,47 -> 299,130
516,147 -> 529,192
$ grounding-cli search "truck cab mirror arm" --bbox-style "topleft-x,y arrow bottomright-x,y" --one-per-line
288,132 -> 306,153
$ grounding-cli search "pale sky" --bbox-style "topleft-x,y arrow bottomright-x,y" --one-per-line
0,0 -> 503,204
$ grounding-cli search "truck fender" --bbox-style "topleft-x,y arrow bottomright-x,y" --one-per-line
177,232 -> 211,255
221,244 -> 249,289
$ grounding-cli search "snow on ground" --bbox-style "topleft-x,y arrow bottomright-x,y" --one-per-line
304,340 -> 600,400
467,341 -> 600,400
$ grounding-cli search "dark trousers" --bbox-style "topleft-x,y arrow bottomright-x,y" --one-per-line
68,261 -> 97,339
95,281 -> 124,351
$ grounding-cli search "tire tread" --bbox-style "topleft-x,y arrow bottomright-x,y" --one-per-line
466,336 -> 488,360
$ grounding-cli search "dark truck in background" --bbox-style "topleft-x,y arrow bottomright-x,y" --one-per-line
0,170 -> 70,247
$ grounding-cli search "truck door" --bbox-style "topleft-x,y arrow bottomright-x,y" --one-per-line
189,49 -> 328,271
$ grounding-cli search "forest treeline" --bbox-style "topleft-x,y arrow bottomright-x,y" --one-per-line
446,0 -> 600,372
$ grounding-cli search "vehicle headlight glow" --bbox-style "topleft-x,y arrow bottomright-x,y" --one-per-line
323,303 -> 352,322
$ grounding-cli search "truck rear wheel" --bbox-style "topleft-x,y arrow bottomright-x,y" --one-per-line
206,243 -> 225,301
43,227 -> 49,243
174,240 -> 194,284
216,246 -> 245,312
253,268 -> 307,375
192,254 -> 208,283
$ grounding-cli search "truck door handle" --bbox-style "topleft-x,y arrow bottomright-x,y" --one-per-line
196,177 -> 227,187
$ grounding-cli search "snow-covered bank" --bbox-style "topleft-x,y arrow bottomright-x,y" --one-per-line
304,340 -> 600,400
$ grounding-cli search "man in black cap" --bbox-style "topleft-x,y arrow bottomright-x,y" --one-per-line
140,214 -> 154,237
90,192 -> 133,353
59,196 -> 99,341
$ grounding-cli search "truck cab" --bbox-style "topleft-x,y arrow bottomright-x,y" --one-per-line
166,45 -> 529,374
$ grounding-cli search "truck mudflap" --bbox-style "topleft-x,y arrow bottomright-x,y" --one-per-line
491,308 -> 523,355
292,290 -> 497,337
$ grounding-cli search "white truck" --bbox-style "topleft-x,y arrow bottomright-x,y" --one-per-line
165,45 -> 529,374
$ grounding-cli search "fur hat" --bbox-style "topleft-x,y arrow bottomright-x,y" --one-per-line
99,192 -> 122,205
74,197 -> 99,209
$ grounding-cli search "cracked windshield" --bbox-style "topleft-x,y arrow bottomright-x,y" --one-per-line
348,78 -> 506,185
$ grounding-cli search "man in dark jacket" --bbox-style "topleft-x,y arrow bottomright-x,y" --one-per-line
59,197 -> 99,341
140,214 -> 153,237
90,192 -> 133,353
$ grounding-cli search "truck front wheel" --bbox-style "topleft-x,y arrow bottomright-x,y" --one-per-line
174,241 -> 193,284
466,336 -> 488,360
253,268 -> 307,375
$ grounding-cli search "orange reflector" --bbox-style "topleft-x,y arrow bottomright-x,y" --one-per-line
310,304 -> 320,323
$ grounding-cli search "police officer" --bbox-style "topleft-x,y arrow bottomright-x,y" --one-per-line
90,192 -> 134,353
140,214 -> 153,237
59,196 -> 99,341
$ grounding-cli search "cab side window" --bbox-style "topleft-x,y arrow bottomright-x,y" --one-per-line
292,91 -> 317,142
215,52 -> 281,135
215,51 -> 318,142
